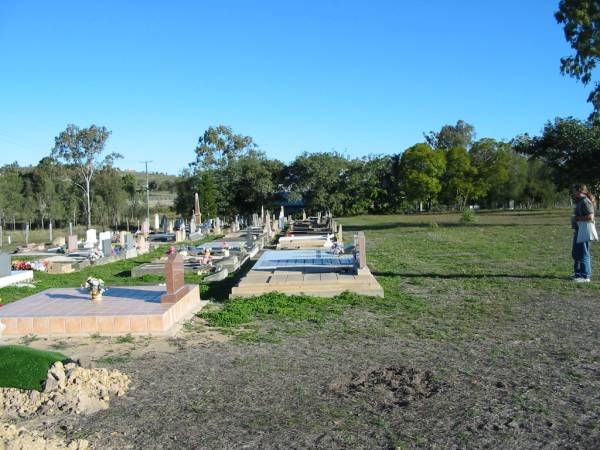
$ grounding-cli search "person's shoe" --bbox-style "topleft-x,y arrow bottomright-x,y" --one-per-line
570,274 -> 581,280
573,277 -> 591,283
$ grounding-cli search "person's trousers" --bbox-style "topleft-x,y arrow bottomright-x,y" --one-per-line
572,234 -> 592,279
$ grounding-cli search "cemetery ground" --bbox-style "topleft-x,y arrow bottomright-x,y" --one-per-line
2,210 -> 600,448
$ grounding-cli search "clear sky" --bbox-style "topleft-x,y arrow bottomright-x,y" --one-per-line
0,0 -> 590,174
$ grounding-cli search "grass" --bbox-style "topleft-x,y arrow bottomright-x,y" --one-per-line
0,345 -> 68,391
198,209 -> 599,344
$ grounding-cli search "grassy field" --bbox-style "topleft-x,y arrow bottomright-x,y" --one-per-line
4,210 -> 600,448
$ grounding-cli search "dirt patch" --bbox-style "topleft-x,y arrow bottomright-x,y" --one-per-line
328,365 -> 439,410
0,361 -> 130,417
0,422 -> 89,449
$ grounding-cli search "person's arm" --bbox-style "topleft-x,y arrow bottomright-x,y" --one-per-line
575,212 -> 594,222
575,199 -> 595,222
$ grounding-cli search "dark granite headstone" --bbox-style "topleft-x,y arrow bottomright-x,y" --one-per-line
0,252 -> 11,277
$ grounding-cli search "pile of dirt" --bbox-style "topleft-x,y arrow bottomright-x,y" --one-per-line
328,365 -> 439,409
0,361 -> 131,417
0,422 -> 89,450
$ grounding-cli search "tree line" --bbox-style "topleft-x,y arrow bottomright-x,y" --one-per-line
175,118 -> 600,218
0,116 -> 597,231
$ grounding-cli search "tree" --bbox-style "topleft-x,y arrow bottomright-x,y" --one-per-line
440,147 -> 479,209
399,143 -> 446,210
193,125 -> 255,171
52,124 -> 121,227
556,0 -> 600,123
425,120 -> 476,150
0,163 -> 24,229
514,117 -> 600,191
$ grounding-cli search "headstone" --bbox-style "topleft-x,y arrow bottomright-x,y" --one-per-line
161,253 -> 186,303
509,199 -> 515,210
337,224 -> 343,242
25,223 -> 29,244
52,236 -> 66,247
101,238 -> 112,257
167,220 -> 174,233
7,236 -> 11,245
355,231 -> 367,269
194,192 -> 201,224
189,216 -> 196,234
136,234 -> 146,250
49,222 -> 53,242
154,213 -> 160,230
142,218 -> 150,235
67,235 -> 78,253
161,215 -> 169,233
125,233 -> 135,250
0,226 -> 3,247
99,231 -> 111,243
85,229 -> 97,248
246,227 -> 254,246
69,222 -> 73,236
302,210 -> 307,221
278,206 -> 285,229
119,231 -> 126,246
0,252 -> 11,277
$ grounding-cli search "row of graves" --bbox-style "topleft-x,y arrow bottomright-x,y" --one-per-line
231,211 -> 384,298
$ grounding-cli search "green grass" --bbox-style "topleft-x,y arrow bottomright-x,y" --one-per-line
0,345 -> 68,391
199,209 -> 599,343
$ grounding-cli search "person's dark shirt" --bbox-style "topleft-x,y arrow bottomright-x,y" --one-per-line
575,197 -> 594,217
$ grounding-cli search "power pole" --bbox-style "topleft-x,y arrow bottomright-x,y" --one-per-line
141,160 -> 152,224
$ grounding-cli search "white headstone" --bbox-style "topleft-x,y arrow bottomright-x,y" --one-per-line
154,213 -> 160,230
85,229 -> 97,248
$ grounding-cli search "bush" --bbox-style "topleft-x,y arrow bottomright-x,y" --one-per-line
0,345 -> 67,391
460,208 -> 476,223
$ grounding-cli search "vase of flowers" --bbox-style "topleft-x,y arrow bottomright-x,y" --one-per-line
83,277 -> 106,301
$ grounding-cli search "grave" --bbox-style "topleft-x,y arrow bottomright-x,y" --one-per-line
231,233 -> 383,298
0,252 -> 34,289
0,254 -> 203,337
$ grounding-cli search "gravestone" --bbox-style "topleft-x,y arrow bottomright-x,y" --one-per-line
119,231 -> 126,246
125,233 -> 135,250
355,232 -> 367,269
154,213 -> 160,231
136,235 -> 146,250
85,229 -> 97,248
167,220 -> 174,233
67,235 -> 78,253
101,239 -> 112,257
337,224 -> 343,242
99,231 -> 111,243
161,253 -> 186,303
49,222 -> 53,242
52,236 -> 66,247
189,216 -> 196,234
141,218 -> 150,235
194,192 -> 201,224
161,215 -> 169,233
0,252 -> 11,277
25,224 -> 29,244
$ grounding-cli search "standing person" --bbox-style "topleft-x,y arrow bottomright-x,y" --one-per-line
571,184 -> 597,282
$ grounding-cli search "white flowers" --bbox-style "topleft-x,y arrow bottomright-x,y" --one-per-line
83,277 -> 106,294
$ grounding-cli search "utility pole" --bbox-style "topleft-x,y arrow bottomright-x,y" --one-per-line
141,160 -> 152,224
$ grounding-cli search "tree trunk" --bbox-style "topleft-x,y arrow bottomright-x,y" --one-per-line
86,178 -> 92,228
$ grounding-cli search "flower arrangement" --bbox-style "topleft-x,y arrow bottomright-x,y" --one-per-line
87,248 -> 104,262
82,277 -> 106,300
12,260 -> 48,271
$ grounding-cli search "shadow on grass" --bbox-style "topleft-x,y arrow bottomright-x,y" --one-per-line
201,260 -> 256,303
373,271 -> 567,280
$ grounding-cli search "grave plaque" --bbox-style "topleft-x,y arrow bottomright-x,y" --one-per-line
67,235 -> 78,253
0,252 -> 11,277
101,239 -> 112,257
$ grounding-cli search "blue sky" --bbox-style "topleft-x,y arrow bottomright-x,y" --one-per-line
0,1 -> 590,174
